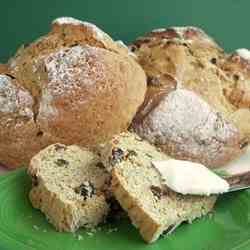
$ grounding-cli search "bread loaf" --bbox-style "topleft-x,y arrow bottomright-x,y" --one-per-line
131,26 -> 246,167
0,17 -> 146,168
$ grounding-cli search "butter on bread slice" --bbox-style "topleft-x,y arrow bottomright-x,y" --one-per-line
101,132 -> 216,243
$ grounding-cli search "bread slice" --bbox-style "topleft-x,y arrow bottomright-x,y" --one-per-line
28,143 -> 110,232
102,132 -> 217,243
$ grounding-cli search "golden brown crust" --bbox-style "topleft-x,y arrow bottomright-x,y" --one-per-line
0,17 -> 146,168
0,74 -> 45,168
0,64 -> 8,74
131,26 -> 246,167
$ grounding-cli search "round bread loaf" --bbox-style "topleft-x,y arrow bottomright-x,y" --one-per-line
0,17 -> 146,168
131,26 -> 246,167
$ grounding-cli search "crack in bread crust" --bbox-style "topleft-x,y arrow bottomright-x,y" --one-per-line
0,17 -> 146,168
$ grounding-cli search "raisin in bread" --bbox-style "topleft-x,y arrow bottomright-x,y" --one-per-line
131,26 -> 246,167
101,132 -> 216,243
28,143 -> 110,232
0,16 -> 146,168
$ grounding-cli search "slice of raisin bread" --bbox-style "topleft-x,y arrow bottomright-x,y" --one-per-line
102,132 -> 216,243
28,143 -> 110,232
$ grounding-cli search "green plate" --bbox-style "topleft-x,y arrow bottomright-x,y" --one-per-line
1,168 -> 250,250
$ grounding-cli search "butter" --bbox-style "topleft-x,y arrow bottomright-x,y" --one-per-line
152,159 -> 229,196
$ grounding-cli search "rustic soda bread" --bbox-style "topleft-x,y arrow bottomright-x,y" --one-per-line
28,143 -> 110,232
131,26 -> 247,167
0,17 -> 146,168
101,132 -> 216,243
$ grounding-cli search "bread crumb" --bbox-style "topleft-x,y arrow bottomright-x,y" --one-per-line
208,212 -> 214,220
86,232 -> 94,237
107,227 -> 118,234
77,235 -> 83,240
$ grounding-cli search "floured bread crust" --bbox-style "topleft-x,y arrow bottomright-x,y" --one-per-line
131,26 -> 247,167
0,17 -> 146,168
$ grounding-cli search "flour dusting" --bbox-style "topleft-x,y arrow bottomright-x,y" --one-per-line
0,75 -> 33,117
52,17 -> 106,41
38,88 -> 58,119
135,89 -> 239,164
43,45 -> 105,96
235,48 -> 250,62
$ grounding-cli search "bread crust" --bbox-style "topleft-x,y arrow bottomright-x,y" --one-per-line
131,26 -> 246,167
0,17 -> 146,168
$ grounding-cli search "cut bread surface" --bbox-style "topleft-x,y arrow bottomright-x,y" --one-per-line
28,143 -> 110,232
102,132 -> 217,243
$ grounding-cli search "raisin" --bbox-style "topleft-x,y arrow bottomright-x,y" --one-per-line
110,148 -> 124,165
150,186 -> 162,199
240,140 -> 248,149
31,175 -> 39,187
55,159 -> 69,167
36,131 -> 43,137
127,150 -> 137,158
129,45 -> 137,52
233,74 -> 240,81
74,181 -> 95,200
96,162 -> 105,169
54,144 -> 66,151
150,185 -> 168,200
145,153 -> 153,158
147,76 -> 161,86
210,58 -> 217,64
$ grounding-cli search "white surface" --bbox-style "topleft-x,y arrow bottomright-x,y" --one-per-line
52,17 -> 86,26
52,17 -> 105,41
236,48 -> 250,61
152,159 -> 229,196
